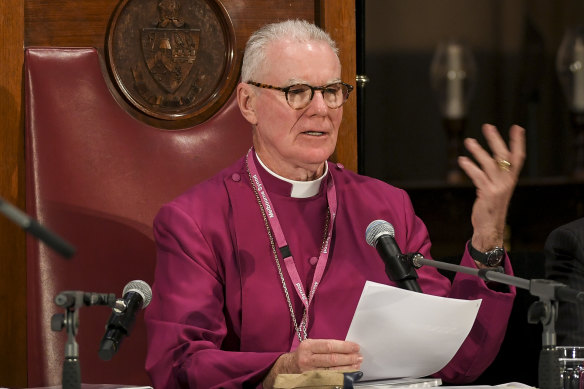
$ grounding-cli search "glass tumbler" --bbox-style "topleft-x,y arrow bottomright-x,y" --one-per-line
558,346 -> 584,389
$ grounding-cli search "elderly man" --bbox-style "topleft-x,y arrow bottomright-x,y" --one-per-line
145,19 -> 526,388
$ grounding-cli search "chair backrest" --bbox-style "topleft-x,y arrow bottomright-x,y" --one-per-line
25,47 -> 252,386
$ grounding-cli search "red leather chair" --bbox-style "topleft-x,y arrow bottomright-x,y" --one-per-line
25,47 -> 252,386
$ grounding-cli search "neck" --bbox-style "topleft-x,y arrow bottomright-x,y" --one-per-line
256,152 -> 327,198
255,151 -> 325,181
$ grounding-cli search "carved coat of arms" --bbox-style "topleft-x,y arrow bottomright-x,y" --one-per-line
107,0 -> 238,125
141,28 -> 200,93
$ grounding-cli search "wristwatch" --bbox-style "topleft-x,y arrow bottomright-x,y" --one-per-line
468,241 -> 504,267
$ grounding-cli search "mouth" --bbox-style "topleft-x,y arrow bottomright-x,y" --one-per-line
302,131 -> 326,136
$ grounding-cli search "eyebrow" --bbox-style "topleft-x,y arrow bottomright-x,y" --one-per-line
285,78 -> 342,86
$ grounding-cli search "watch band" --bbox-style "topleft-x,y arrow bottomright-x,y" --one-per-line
468,241 -> 504,267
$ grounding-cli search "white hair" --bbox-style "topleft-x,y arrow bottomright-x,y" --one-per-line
240,19 -> 339,83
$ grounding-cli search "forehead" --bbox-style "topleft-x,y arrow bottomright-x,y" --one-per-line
262,39 -> 341,84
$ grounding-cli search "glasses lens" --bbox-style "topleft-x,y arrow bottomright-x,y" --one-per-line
323,83 -> 348,108
284,83 -> 351,109
286,85 -> 312,109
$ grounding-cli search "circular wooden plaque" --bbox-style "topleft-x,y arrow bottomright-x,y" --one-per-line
106,0 -> 238,124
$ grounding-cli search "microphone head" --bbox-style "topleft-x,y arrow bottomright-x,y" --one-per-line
123,280 -> 153,309
365,219 -> 395,247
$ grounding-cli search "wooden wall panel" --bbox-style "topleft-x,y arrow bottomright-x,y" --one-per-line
25,0 -> 119,48
0,0 -> 26,387
319,0 -> 358,172
25,0 -> 315,51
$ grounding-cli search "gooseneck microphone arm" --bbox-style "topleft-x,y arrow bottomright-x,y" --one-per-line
410,254 -> 584,304
408,253 -> 580,389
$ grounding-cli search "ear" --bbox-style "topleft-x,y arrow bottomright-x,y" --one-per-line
237,83 -> 258,125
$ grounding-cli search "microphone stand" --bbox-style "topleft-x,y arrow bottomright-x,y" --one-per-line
405,253 -> 576,389
51,291 -> 116,389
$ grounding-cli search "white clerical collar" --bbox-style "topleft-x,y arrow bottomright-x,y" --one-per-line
256,153 -> 327,198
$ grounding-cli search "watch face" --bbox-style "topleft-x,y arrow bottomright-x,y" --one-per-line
486,248 -> 504,267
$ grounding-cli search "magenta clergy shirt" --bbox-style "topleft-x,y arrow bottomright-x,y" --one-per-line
145,154 -> 516,388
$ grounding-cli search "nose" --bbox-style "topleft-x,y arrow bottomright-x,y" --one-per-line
307,89 -> 329,114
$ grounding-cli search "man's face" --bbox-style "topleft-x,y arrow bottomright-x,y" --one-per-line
248,39 -> 344,179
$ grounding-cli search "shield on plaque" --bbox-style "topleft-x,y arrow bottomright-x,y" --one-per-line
141,28 -> 200,93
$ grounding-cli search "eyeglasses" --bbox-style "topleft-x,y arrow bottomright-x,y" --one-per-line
247,81 -> 354,109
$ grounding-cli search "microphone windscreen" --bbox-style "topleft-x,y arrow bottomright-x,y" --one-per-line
123,280 -> 153,308
365,220 -> 395,247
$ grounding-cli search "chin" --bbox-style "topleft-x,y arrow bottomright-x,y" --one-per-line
301,149 -> 334,165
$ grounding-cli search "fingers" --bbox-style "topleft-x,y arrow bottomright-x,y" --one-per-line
295,339 -> 362,371
482,123 -> 525,179
508,124 -> 526,173
458,140 -> 491,189
303,353 -> 362,371
458,123 -> 526,184
301,338 -> 359,354
482,124 -> 510,161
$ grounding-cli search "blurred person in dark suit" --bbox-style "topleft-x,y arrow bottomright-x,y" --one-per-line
545,217 -> 584,345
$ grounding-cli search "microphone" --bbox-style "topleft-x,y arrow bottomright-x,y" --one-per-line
98,280 -> 152,361
0,196 -> 76,258
366,219 -> 422,292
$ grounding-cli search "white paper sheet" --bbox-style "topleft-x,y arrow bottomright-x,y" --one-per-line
346,281 -> 481,381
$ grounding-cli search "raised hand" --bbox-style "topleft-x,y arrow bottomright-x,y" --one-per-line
457,124 -> 526,252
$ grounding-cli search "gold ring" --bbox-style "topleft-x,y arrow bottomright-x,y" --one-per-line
496,159 -> 511,172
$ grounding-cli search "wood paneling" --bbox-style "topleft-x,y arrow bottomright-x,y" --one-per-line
25,0 -> 119,48
0,0 -> 26,386
319,0 -> 358,172
25,0 -> 315,52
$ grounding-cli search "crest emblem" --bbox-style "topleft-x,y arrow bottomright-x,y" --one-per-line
141,28 -> 200,93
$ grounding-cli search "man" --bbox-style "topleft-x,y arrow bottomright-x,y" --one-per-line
145,20 -> 526,388
545,217 -> 584,346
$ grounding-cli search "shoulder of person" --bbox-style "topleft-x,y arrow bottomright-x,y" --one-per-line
548,218 -> 584,243
160,156 -> 246,217
545,218 -> 584,264
327,161 -> 407,197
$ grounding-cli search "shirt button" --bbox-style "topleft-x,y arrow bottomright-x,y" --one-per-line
336,163 -> 344,170
309,256 -> 318,266
231,173 -> 241,182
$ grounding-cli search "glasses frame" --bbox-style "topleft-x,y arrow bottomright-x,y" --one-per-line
246,81 -> 354,109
